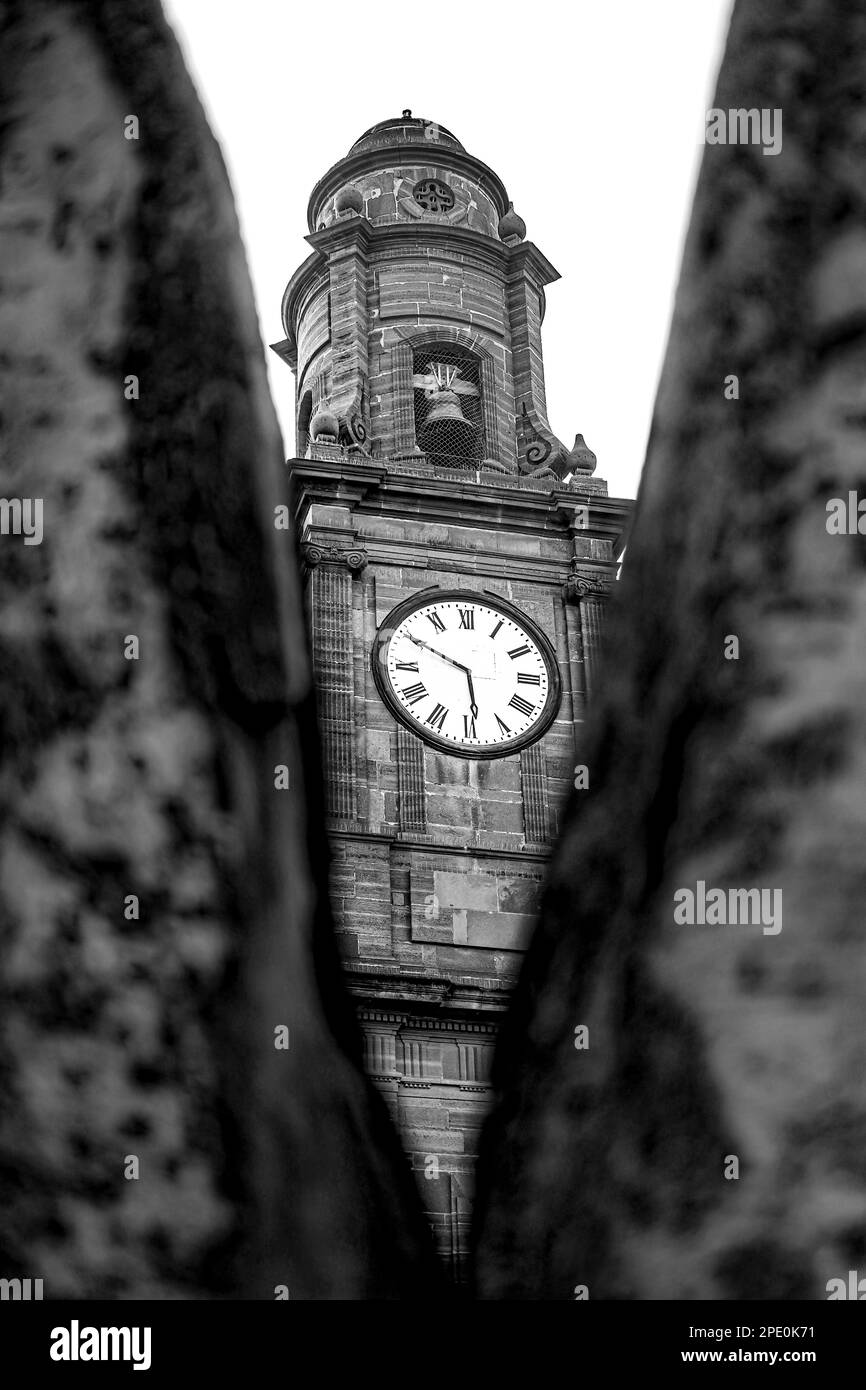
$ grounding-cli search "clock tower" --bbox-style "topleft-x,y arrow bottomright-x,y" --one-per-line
272,113 -> 631,1280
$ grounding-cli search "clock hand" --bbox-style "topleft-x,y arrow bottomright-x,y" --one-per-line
465,668 -> 478,719
407,633 -> 472,675
407,634 -> 478,717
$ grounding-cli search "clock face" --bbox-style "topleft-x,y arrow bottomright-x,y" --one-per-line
372,589 -> 561,758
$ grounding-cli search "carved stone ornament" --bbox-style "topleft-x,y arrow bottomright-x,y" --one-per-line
516,402 -> 565,479
397,177 -> 469,227
300,542 -> 368,573
340,410 -> 368,449
562,568 -> 613,603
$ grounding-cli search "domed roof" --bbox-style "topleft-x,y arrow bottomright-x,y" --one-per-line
307,111 -> 510,235
349,111 -> 464,154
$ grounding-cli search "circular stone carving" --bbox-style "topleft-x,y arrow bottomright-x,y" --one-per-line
412,178 -> 455,213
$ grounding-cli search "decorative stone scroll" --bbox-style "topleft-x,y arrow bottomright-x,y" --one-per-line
516,402 -> 564,479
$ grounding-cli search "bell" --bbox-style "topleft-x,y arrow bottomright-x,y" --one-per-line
418,388 -> 479,457
425,388 -> 465,424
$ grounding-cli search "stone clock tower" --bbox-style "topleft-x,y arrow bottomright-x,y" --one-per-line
272,112 -> 631,1279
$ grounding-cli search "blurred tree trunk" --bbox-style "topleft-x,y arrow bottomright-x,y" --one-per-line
473,0 -> 866,1299
0,0 -> 442,1299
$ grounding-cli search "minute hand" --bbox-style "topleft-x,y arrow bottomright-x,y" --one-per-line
408,634 -> 478,717
408,633 -> 471,673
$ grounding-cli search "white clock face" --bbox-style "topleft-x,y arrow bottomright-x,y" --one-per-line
375,592 -> 559,757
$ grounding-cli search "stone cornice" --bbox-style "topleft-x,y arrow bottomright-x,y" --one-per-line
273,225 -> 562,358
290,457 -> 632,553
344,963 -> 513,1015
357,1009 -> 498,1036
326,827 -> 553,865
505,240 -> 562,292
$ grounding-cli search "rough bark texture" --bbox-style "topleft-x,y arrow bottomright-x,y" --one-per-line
0,0 -> 442,1299
473,0 -> 866,1299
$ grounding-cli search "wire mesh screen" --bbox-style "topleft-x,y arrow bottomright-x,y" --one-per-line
412,345 -> 485,471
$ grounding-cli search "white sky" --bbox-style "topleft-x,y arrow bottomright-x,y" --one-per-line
165,0 -> 731,501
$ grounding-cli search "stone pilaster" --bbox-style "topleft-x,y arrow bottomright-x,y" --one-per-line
359,1012 -> 403,1078
392,340 -> 416,453
397,726 -> 427,833
316,219 -> 372,448
480,354 -> 501,462
520,742 -> 550,845
563,569 -> 613,701
303,543 -> 367,821
507,244 -> 565,474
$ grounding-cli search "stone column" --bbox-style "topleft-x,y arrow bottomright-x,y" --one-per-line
302,543 -> 367,822
563,569 -> 613,701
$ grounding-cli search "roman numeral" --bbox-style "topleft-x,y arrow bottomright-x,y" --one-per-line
490,619 -> 504,638
396,660 -> 419,671
425,703 -> 448,731
426,611 -> 446,632
508,694 -> 535,716
507,644 -> 530,660
458,608 -> 474,630
494,714 -> 511,736
402,681 -> 427,705
463,715 -> 477,738
517,672 -> 541,685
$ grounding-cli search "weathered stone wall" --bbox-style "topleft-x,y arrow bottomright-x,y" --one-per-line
473,0 -> 866,1300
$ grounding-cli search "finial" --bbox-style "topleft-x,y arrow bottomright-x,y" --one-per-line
567,433 -> 597,474
310,406 -> 339,443
498,201 -> 527,245
335,184 -> 364,217
402,108 -> 412,118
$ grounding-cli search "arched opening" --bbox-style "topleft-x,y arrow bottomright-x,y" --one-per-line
412,344 -> 485,471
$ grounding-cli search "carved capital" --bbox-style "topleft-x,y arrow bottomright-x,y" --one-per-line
300,542 -> 368,574
563,568 -> 613,603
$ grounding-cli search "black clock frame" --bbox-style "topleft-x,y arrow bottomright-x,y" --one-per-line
371,586 -> 562,760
